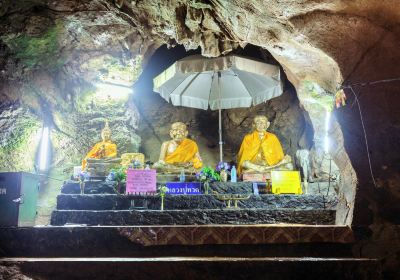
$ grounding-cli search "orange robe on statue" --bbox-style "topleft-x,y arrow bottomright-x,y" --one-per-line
82,141 -> 117,170
237,131 -> 284,175
165,138 -> 203,169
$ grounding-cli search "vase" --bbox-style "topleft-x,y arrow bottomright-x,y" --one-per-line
203,181 -> 210,194
220,170 -> 228,182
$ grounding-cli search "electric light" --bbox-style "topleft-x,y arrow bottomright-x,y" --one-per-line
324,110 -> 331,153
39,127 -> 50,171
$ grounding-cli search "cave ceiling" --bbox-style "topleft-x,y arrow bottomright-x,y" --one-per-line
1,0 -> 399,92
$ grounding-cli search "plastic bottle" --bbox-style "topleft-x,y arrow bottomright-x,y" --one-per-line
179,169 -> 185,182
145,164 -> 150,170
230,166 -> 237,182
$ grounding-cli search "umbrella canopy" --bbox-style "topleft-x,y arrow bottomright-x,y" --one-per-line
153,55 -> 282,110
153,55 -> 283,163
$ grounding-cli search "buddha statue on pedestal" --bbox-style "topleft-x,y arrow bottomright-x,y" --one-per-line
153,122 -> 203,173
81,121 -> 119,172
237,115 -> 292,175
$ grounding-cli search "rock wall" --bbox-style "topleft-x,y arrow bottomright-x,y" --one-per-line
0,0 -> 399,277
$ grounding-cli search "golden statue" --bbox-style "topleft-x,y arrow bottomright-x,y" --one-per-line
153,122 -> 203,173
237,115 -> 292,175
82,121 -> 118,170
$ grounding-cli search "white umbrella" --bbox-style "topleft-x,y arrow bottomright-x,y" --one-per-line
153,54 -> 283,162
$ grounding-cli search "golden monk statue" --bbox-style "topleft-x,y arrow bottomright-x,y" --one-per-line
82,121 -> 118,171
153,122 -> 203,173
237,115 -> 292,175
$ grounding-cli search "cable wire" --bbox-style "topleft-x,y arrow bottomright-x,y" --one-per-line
348,86 -> 377,188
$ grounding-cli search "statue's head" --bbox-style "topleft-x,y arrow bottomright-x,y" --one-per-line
252,115 -> 270,132
170,122 -> 188,141
101,120 -> 112,141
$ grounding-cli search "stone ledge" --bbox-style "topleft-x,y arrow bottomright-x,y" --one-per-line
61,180 -> 117,194
0,225 -> 354,246
0,256 -> 380,280
56,194 -> 337,210
0,225 -> 355,258
50,209 -> 336,226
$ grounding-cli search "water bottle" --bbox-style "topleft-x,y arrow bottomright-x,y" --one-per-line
179,169 -> 185,182
230,166 -> 237,182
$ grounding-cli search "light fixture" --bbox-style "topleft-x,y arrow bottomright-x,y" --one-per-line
39,127 -> 50,171
324,110 -> 331,153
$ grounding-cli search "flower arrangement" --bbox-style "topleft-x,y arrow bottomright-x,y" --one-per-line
109,166 -> 128,182
215,161 -> 231,172
108,166 -> 128,193
196,166 -> 221,194
196,166 -> 221,182
216,161 -> 231,182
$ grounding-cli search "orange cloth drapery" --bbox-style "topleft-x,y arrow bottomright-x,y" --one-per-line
237,131 -> 284,175
165,138 -> 203,169
81,141 -> 117,170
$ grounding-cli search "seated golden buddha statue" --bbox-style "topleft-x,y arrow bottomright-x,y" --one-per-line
153,122 -> 203,173
237,115 -> 292,175
81,121 -> 119,171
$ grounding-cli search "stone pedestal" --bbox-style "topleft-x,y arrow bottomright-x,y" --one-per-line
86,160 -> 120,177
156,174 -> 197,183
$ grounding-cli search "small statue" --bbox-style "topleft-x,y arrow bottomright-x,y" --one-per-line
81,120 -> 118,171
153,122 -> 203,173
237,115 -> 292,175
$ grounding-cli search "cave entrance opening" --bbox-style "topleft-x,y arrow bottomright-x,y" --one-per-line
131,43 -> 351,226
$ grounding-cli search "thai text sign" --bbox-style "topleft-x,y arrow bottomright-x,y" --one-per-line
166,182 -> 201,195
126,169 -> 157,194
271,170 -> 302,194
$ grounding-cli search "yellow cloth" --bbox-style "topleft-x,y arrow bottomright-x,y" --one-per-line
82,141 -> 117,170
165,138 -> 203,169
237,131 -> 284,175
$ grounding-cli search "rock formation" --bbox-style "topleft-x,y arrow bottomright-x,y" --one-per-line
0,0 -> 399,277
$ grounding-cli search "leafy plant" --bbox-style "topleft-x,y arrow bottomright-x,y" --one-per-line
196,166 -> 221,182
109,166 -> 128,182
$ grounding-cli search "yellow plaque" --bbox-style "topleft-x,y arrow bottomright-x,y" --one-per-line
271,171 -> 302,194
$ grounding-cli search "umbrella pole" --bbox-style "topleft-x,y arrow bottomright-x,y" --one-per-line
218,71 -> 223,163
219,107 -> 223,163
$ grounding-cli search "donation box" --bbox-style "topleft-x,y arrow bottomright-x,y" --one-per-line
271,170 -> 302,195
0,172 -> 40,226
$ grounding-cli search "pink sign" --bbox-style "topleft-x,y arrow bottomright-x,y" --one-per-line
126,169 -> 157,194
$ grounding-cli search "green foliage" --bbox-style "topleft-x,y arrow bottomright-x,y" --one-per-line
197,166 -> 221,182
3,23 -> 64,70
110,166 -> 128,182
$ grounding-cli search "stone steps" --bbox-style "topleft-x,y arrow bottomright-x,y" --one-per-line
50,208 -> 335,226
0,225 -> 355,258
0,257 -> 381,280
56,194 -> 337,210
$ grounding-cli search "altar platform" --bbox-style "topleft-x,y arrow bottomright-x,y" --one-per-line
1,178 -> 380,280
50,179 -> 338,226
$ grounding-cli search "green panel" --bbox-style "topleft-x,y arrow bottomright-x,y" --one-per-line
18,172 -> 40,226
